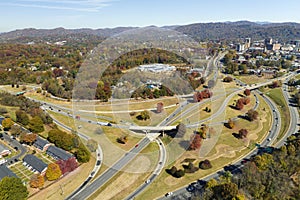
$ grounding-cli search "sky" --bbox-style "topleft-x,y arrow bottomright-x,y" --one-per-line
0,0 -> 300,32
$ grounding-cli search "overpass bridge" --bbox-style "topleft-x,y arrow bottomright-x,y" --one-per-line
129,125 -> 177,131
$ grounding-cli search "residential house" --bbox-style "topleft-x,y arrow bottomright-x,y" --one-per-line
0,165 -> 17,181
33,137 -> 51,151
0,144 -> 11,157
46,146 -> 73,161
23,154 -> 47,175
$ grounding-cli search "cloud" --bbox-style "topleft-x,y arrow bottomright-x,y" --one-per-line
1,0 -> 115,12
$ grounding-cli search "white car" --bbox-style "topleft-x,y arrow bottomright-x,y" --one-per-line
267,138 -> 271,141
145,179 -> 150,184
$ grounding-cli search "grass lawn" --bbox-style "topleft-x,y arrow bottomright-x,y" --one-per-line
25,92 -> 72,108
265,88 -> 290,142
234,75 -> 269,85
225,93 -> 256,120
0,105 -> 19,121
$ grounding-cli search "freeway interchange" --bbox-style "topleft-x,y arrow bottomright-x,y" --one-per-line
25,55 -> 299,200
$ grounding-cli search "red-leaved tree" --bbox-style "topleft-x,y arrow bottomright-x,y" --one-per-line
56,157 -> 78,175
189,134 -> 202,150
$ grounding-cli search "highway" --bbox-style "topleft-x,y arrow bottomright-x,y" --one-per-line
68,137 -> 151,200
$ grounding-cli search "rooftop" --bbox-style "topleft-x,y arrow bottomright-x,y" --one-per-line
0,165 -> 17,181
34,137 -> 49,148
46,146 -> 73,161
23,154 -> 47,173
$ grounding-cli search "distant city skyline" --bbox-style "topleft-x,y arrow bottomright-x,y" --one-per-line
1,0 -> 300,32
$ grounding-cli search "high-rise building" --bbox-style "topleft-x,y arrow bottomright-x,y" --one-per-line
245,38 -> 251,49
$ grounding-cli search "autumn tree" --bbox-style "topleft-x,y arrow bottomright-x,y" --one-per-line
235,99 -> 244,110
117,135 -> 128,144
212,182 -> 239,200
238,129 -> 248,139
246,109 -> 259,121
29,174 -> 44,188
56,157 -> 78,175
15,110 -> 29,125
198,124 -> 208,139
46,163 -> 62,181
20,133 -> 37,145
226,118 -> 235,129
244,89 -> 251,96
0,177 -> 28,199
189,134 -> 202,150
199,159 -> 212,169
223,76 -> 233,82
242,97 -> 250,105
10,125 -> 24,137
2,118 -> 14,131
29,116 -> 44,133
138,110 -> 150,121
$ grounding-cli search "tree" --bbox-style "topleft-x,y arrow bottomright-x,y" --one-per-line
244,89 -> 251,96
86,139 -> 98,152
0,177 -> 28,200
198,124 -> 208,139
246,109 -> 259,121
117,135 -> 128,144
2,118 -> 14,131
29,116 -> 44,133
20,133 -> 37,145
212,182 -> 239,200
238,129 -> 248,139
56,157 -> 78,175
75,144 -> 91,163
226,118 -> 235,129
189,134 -> 202,150
235,99 -> 244,110
199,159 -> 212,170
138,110 -> 150,121
46,163 -> 62,181
16,109 -> 30,125
174,169 -> 185,178
223,76 -> 233,82
243,97 -> 250,105
10,125 -> 24,137
29,174 -> 44,188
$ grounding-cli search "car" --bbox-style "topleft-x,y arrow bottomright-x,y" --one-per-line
186,185 -> 195,192
96,160 -> 101,165
58,109 -> 61,112
267,138 -> 271,141
159,161 -> 163,165
90,171 -> 95,176
88,120 -> 92,123
145,179 -> 150,184
107,123 -> 112,126
165,192 -> 173,197
78,125 -> 82,129
135,144 -> 139,148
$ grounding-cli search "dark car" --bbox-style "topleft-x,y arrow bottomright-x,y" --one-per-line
107,123 -> 112,126
186,185 -> 195,192
96,160 -> 101,166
